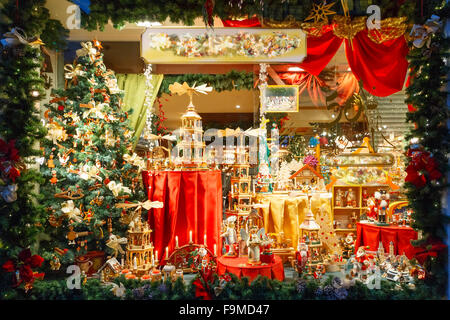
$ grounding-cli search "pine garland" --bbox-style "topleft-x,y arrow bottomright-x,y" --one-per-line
158,70 -> 255,97
0,0 -> 67,292
72,0 -> 420,31
404,2 -> 449,295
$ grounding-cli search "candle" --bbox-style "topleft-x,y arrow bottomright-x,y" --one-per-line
121,257 -> 124,267
189,230 -> 192,243
175,236 -> 179,248
155,251 -> 158,261
165,247 -> 169,259
214,244 -> 217,256
204,234 -> 207,246
151,254 -> 154,266
133,256 -> 137,270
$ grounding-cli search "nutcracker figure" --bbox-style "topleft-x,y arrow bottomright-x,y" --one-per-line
221,216 -> 238,257
375,190 -> 390,225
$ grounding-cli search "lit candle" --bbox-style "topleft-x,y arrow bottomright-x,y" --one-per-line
189,230 -> 192,243
165,247 -> 169,259
155,250 -> 158,261
204,234 -> 207,246
175,236 -> 179,248
151,254 -> 154,266
214,244 -> 217,256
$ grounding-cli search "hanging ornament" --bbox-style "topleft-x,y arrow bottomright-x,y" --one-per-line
48,212 -> 63,228
0,184 -> 18,203
47,153 -> 55,168
107,181 -> 131,198
61,200 -> 83,223
50,170 -> 58,185
304,1 -> 336,24
50,255 -> 61,271
106,234 -> 128,258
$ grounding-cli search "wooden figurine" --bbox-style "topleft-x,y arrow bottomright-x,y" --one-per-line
347,189 -> 357,207
335,189 -> 344,207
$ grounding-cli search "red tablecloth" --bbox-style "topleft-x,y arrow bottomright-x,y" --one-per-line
355,222 -> 418,259
217,256 -> 285,282
142,170 -> 223,262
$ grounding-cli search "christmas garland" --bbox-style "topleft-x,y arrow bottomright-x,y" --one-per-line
0,273 -> 443,300
158,70 -> 254,97
71,0 -> 421,31
404,2 -> 449,295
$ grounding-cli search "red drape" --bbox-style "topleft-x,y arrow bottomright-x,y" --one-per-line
300,27 -> 344,76
355,223 -> 418,259
221,17 -> 261,27
345,29 -> 409,97
142,170 -> 223,261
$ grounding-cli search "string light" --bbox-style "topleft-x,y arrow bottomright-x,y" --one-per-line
142,63 -> 155,147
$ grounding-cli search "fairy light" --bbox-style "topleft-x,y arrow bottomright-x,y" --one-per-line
142,63 -> 154,147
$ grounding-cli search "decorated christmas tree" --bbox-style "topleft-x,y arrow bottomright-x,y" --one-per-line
39,41 -> 145,269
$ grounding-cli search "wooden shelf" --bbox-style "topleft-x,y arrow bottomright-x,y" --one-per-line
333,207 -> 361,210
335,228 -> 357,232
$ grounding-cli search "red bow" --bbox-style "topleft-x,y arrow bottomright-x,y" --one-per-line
2,248 -> 44,288
405,148 -> 442,188
413,238 -> 447,265
193,267 -> 214,300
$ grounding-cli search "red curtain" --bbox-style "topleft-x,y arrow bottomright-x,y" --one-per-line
142,170 -> 223,261
300,27 -> 344,76
356,223 -> 418,259
221,17 -> 261,27
345,29 -> 409,97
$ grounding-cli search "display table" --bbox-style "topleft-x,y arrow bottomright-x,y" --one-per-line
217,256 -> 285,282
142,170 -> 222,261
355,222 -> 418,258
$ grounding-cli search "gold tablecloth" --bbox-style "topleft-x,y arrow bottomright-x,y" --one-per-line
255,193 -> 332,248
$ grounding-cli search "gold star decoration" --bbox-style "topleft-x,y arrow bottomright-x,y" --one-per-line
304,1 -> 336,24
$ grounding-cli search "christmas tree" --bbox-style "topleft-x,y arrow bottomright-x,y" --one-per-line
39,41 -> 145,268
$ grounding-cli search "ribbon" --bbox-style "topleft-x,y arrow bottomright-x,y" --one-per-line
107,181 -> 131,197
82,102 -> 106,119
115,199 -> 164,212
61,200 -> 82,223
76,41 -> 97,61
123,153 -> 146,171
64,64 -> 85,85
45,122 -> 68,144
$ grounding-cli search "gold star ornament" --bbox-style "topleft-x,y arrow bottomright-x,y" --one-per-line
304,1 -> 336,24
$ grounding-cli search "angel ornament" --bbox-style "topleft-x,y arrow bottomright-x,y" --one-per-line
241,226 -> 272,265
221,216 -> 238,257
106,234 -> 128,258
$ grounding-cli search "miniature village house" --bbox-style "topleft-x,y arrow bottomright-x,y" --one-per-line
98,257 -> 122,282
289,164 -> 324,190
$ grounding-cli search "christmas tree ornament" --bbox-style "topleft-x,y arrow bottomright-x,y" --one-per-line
0,184 -> 18,203
61,200 -> 83,223
106,234 -> 127,257
304,1 -> 336,24
50,255 -> 61,271
50,170 -> 58,185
